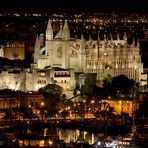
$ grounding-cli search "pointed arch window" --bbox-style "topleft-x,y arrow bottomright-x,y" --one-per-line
57,46 -> 62,58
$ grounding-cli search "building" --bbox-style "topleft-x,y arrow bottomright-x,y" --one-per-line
0,19 -> 147,96
4,42 -> 25,60
33,19 -> 147,87
101,99 -> 134,116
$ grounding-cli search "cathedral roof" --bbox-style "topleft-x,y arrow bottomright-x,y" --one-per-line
54,67 -> 69,71
44,66 -> 70,71
36,69 -> 46,72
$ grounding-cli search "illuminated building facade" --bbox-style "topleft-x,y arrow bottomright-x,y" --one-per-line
4,42 -> 25,60
101,99 -> 134,116
0,19 -> 147,95
34,19 -> 147,88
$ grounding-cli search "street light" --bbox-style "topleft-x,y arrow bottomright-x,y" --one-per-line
91,100 -> 95,115
41,102 -> 45,107
91,100 -> 95,104
40,102 -> 45,121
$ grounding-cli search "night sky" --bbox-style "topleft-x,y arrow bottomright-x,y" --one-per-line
0,0 -> 147,13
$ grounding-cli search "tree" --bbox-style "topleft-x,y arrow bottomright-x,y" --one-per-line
38,84 -> 63,118
19,106 -> 37,119
102,77 -> 112,98
81,80 -> 101,99
135,100 -> 148,118
38,84 -> 63,95
73,88 -> 77,96
100,75 -> 135,99
94,101 -> 116,120
94,110 -> 101,119
120,112 -> 130,120
110,75 -> 134,99
60,110 -> 70,119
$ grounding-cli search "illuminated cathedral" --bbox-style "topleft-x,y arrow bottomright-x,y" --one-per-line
33,20 -> 147,87
0,19 -> 147,96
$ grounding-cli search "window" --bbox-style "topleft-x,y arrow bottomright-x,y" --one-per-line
40,73 -> 45,76
57,47 -> 62,58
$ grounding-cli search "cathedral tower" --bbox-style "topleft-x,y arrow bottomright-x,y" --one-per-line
46,20 -> 53,40
62,20 -> 70,40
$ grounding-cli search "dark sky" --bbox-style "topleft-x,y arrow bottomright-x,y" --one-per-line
0,0 -> 147,13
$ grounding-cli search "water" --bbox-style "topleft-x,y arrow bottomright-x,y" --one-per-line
58,128 -> 97,144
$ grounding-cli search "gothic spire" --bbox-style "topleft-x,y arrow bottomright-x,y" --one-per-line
117,33 -> 120,40
46,19 -> 53,40
81,34 -> 84,40
137,38 -> 140,48
47,19 -> 52,30
89,34 -> 92,41
104,33 -> 107,42
34,34 -> 40,63
123,32 -> 127,41
110,33 -> 113,41
62,20 -> 70,40
132,37 -> 136,46
75,34 -> 77,39
97,32 -> 100,41
35,34 -> 40,50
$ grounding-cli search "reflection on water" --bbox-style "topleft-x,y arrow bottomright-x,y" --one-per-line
57,128 -> 97,144
18,127 -> 99,147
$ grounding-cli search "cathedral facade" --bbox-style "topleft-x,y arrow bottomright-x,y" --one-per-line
34,19 -> 147,88
0,19 -> 147,95
34,20 -> 86,72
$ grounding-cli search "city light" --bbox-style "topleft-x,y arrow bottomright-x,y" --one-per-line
0,5 -> 147,147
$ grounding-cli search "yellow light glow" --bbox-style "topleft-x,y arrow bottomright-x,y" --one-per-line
49,140 -> 53,145
41,102 -> 45,107
39,140 -> 44,147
